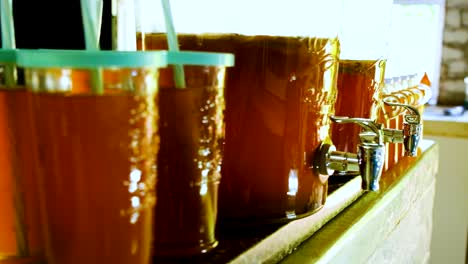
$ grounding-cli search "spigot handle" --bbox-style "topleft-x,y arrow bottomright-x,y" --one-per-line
313,142 -> 385,192
383,100 -> 422,156
330,116 -> 381,134
383,100 -> 421,123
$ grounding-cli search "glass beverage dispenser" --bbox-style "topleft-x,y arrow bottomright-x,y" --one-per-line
18,49 -> 167,264
126,0 -> 343,226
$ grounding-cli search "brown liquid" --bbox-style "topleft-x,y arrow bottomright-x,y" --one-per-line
31,71 -> 158,264
139,33 -> 339,223
0,89 -> 43,259
331,60 -> 385,153
153,66 -> 225,255
377,92 -> 400,172
0,256 -> 42,264
0,89 -> 17,256
388,117 -> 399,169
397,110 -> 405,159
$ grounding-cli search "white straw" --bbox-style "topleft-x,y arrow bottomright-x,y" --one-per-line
0,0 -> 17,86
161,0 -> 186,88
80,0 -> 104,94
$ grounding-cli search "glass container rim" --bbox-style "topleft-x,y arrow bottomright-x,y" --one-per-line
166,51 -> 235,67
0,49 -> 17,63
17,49 -> 168,69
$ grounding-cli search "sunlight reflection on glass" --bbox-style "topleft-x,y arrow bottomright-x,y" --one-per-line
287,169 -> 299,196
199,169 -> 210,196
199,183 -> 208,196
286,171 -> 298,221
130,169 -> 142,182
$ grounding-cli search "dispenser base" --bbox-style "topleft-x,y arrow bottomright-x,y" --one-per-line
217,205 -> 325,229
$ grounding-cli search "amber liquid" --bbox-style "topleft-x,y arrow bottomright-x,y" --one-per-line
377,103 -> 399,172
388,117 -> 399,169
154,66 -> 224,255
139,33 -> 339,223
331,60 -> 385,154
0,89 -> 43,259
32,90 -> 158,264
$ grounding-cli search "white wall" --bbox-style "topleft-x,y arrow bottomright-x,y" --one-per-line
426,135 -> 468,264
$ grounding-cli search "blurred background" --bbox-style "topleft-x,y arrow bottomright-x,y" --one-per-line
10,0 -> 112,50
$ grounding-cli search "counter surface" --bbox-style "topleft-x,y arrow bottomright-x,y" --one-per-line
423,105 -> 468,138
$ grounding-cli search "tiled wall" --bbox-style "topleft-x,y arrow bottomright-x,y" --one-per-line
438,0 -> 468,105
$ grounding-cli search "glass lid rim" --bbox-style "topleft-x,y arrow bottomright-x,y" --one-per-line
166,51 -> 235,67
15,49 -> 235,68
0,49 -> 17,63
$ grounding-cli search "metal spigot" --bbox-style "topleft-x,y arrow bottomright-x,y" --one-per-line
381,100 -> 422,157
314,102 -> 422,191
314,117 -> 386,191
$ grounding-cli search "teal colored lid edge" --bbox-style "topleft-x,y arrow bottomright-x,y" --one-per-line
0,49 -> 17,63
167,51 -> 235,67
16,49 -> 168,68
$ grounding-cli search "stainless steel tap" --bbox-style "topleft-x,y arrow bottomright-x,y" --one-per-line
313,102 -> 423,192
314,117 -> 386,191
381,100 -> 422,157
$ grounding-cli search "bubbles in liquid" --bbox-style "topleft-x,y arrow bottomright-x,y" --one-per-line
121,95 -> 158,224
194,89 -> 223,187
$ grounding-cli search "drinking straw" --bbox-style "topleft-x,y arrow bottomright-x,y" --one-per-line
0,0 -> 16,87
80,0 -> 104,94
114,0 -> 137,51
96,0 -> 103,43
161,0 -> 186,88
111,0 -> 117,50
0,0 -> 29,256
